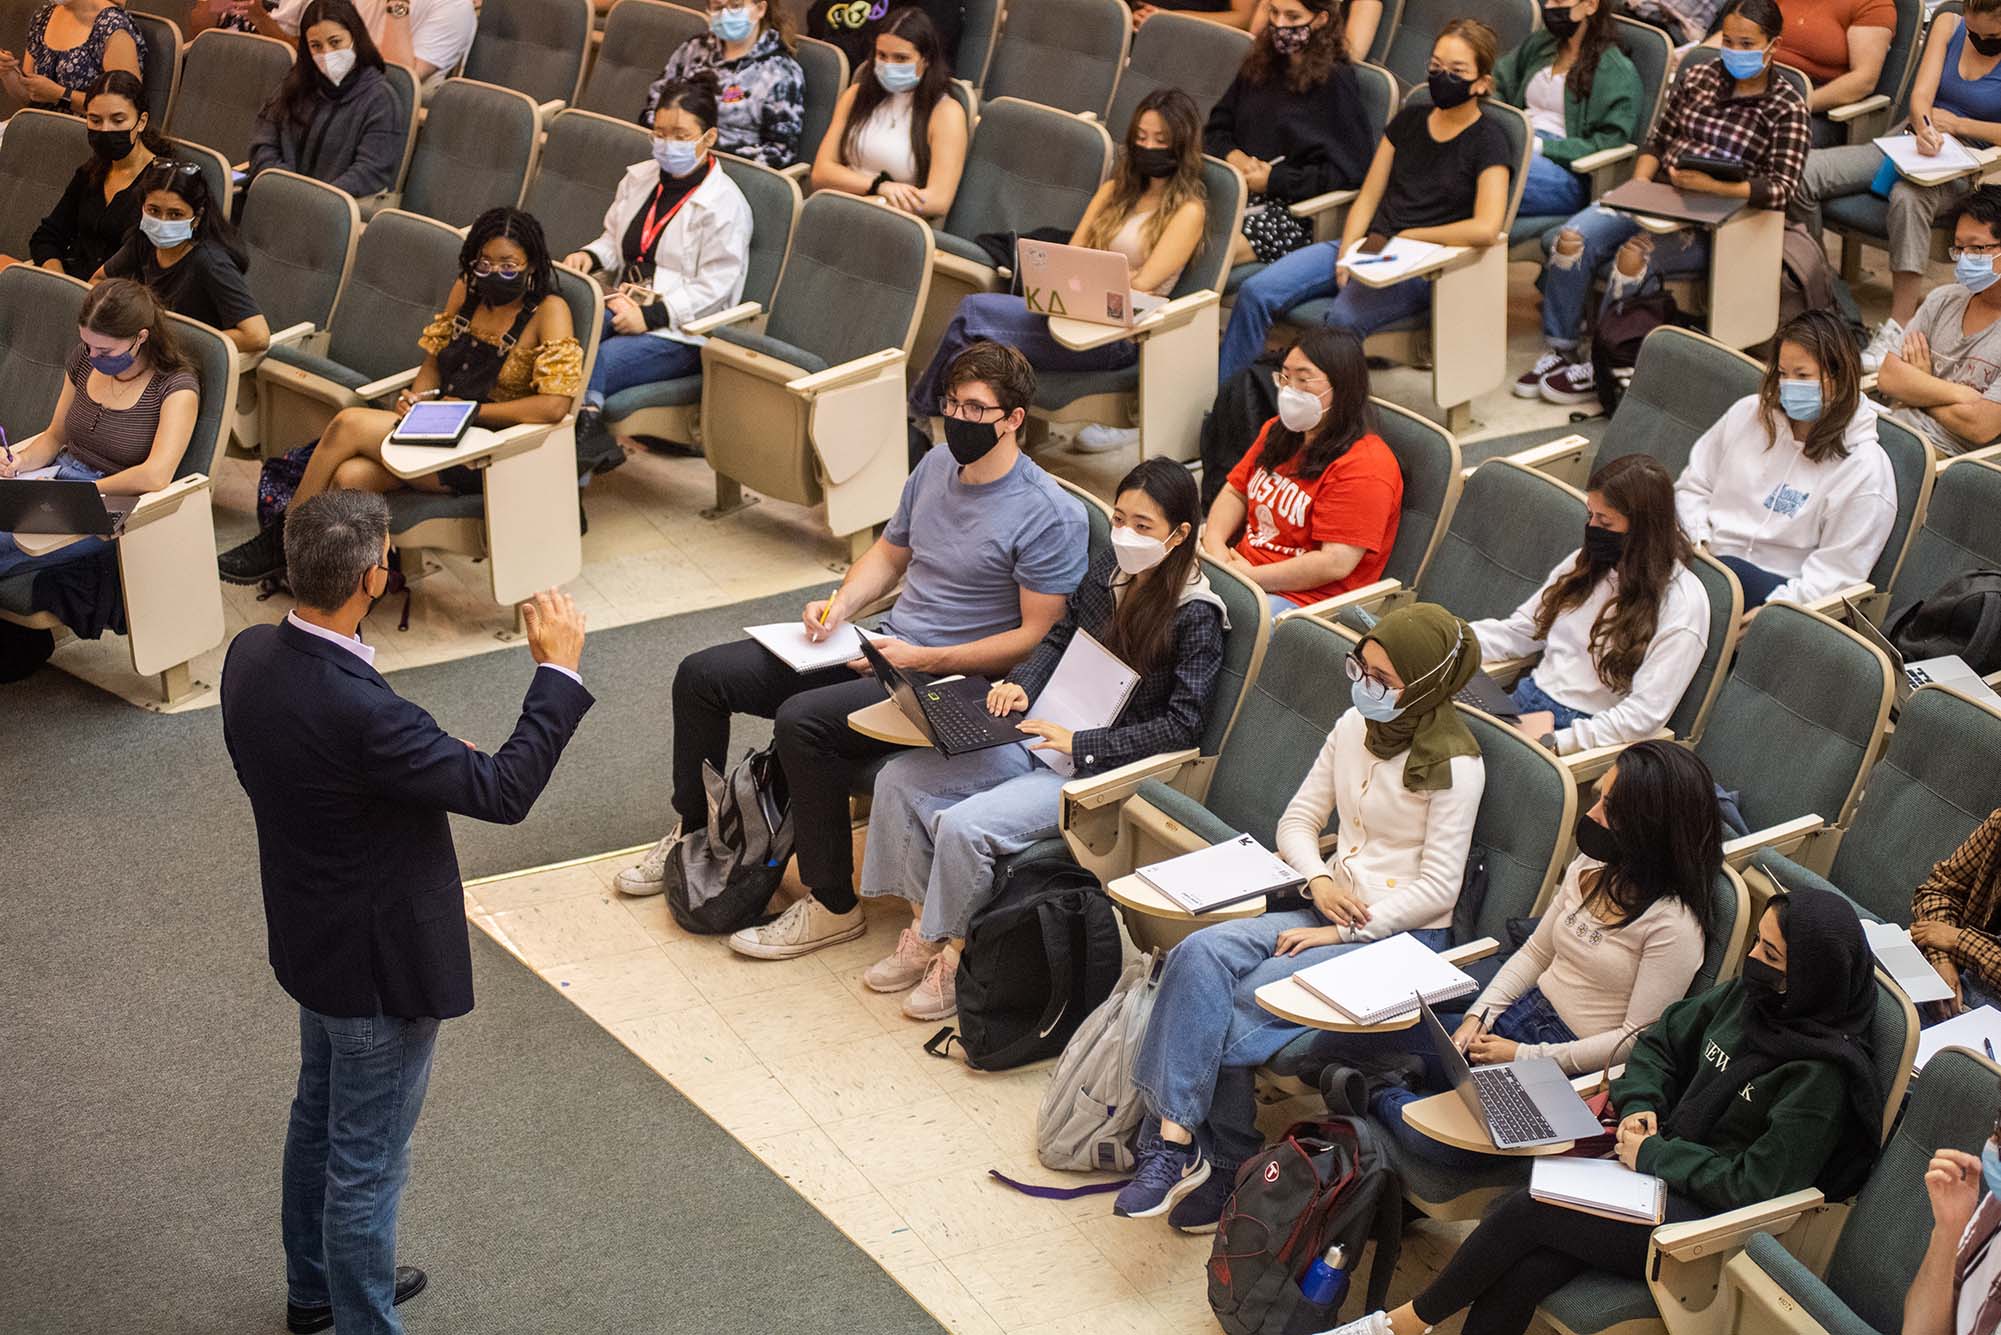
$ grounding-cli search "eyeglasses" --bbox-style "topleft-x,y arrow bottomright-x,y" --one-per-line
469,259 -> 526,278
705,0 -> 750,11
1344,653 -> 1397,703
147,158 -> 203,179
1949,243 -> 2001,260
1271,368 -> 1326,393
939,394 -> 1005,423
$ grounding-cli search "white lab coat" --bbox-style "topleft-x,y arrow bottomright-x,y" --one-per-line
582,158 -> 753,346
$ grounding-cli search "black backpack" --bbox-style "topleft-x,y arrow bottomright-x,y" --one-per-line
1888,571 -> 2001,676
1198,351 -> 1284,509
1590,277 -> 1685,416
924,852 -> 1122,1071
1208,1118 -> 1403,1335
662,744 -> 792,935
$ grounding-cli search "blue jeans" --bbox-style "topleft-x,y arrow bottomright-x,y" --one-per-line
0,455 -> 109,579
1267,592 -> 1296,619
1537,203 -> 1710,350
1133,912 -> 1453,1169
1718,554 -> 1788,608
283,1007 -> 440,1335
585,313 -> 703,410
1521,136 -> 1591,219
1511,674 -> 1593,731
1220,240 -> 1431,383
908,292 -> 1138,419
859,742 -> 1065,940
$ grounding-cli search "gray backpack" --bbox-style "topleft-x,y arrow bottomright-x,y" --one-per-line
663,744 -> 792,935
1036,950 -> 1162,1173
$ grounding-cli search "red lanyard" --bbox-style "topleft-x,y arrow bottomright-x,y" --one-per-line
637,160 -> 708,258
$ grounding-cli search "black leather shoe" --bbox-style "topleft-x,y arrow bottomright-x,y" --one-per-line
286,1265 -> 427,1333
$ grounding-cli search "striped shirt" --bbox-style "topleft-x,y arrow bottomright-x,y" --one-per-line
1646,59 -> 1812,212
59,345 -> 200,477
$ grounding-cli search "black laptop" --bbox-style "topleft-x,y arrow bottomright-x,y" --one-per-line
858,637 -> 1027,756
1453,669 -> 1521,718
0,478 -> 138,536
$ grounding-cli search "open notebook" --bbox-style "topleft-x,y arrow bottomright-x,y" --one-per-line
1289,932 -> 1476,1024
745,622 -> 881,673
1861,920 -> 1954,1005
1531,1156 -> 1665,1225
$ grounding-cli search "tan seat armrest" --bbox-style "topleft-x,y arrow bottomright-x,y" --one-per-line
932,248 -> 1001,290
683,301 -> 762,337
787,348 -> 905,396
1561,730 -> 1672,781
1651,1189 -> 1825,1260
122,472 -> 212,531
1571,1063 -> 1623,1091
237,321 -> 318,375
1441,937 -> 1498,966
1059,747 -> 1201,820
1799,582 -> 1875,619
1287,579 -> 1404,622
1723,814 -> 1826,864
354,367 -> 423,402
1482,654 -> 1539,687
1569,143 -> 1637,174
1290,188 -> 1359,217
1826,93 -> 1889,123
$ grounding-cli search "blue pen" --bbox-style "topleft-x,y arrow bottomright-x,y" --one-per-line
1348,254 -> 1396,265
1986,1037 -> 1995,1059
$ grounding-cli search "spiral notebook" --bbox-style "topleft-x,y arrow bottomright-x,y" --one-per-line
1289,932 -> 1477,1024
1530,1156 -> 1665,1225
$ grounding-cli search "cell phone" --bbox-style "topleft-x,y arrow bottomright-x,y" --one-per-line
1357,232 -> 1391,255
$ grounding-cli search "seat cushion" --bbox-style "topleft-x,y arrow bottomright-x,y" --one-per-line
263,344 -> 375,393
1034,365 -> 1136,409
1225,260 -> 1266,297
707,326 -> 832,375
1539,1271 -> 1659,1334
1511,214 -> 1565,247
386,489 -> 483,530
0,571 -> 34,614
604,373 -> 700,419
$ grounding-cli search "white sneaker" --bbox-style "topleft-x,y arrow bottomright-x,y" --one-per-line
1860,317 -> 1904,374
1322,1313 -> 1398,1335
612,823 -> 682,897
728,896 -> 866,960
1073,424 -> 1139,453
863,926 -> 942,992
901,947 -> 959,1020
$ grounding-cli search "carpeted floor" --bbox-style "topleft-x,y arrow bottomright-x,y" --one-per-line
0,584 -> 954,1335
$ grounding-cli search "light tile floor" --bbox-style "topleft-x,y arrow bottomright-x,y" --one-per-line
465,849 -> 1555,1335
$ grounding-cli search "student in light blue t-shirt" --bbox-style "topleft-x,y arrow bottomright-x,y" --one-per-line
615,340 -> 1090,963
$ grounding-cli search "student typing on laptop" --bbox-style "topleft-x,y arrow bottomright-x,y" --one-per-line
614,341 -> 1088,964
1328,885 -> 1884,1335
0,279 -> 198,584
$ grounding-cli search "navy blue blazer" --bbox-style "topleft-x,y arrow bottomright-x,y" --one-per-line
221,619 -> 594,1019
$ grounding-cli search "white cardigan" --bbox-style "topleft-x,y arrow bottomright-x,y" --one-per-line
1470,555 -> 1709,755
1674,395 -> 1897,605
582,158 -> 753,347
1274,709 -> 1486,942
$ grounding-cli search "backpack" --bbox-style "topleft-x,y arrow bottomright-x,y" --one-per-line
1590,276 -> 1684,416
662,744 -> 793,935
1198,352 -> 1284,509
924,851 -> 1122,1071
1035,950 -> 1163,1173
1208,1118 -> 1404,1335
1887,570 -> 2001,676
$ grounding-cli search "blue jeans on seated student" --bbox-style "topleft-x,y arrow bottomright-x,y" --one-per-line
1133,911 -> 1453,1170
859,742 -> 1066,940
1520,134 -> 1591,219
584,311 -> 703,412
1537,203 -> 1710,351
0,455 -> 109,580
1510,674 -> 1593,731
908,292 -> 1139,420
1717,555 -> 1788,608
1220,240 -> 1432,384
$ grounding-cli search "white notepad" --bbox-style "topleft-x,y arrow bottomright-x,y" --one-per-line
1135,834 -> 1304,914
1335,236 -> 1446,284
1026,630 -> 1140,777
1289,931 -> 1477,1024
745,621 -> 880,673
1861,920 -> 1954,1005
1875,132 -> 1982,183
1531,1156 -> 1665,1224
1915,1005 -> 2001,1075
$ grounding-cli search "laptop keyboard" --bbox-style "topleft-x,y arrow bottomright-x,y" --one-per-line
925,691 -> 1007,751
1471,1066 -> 1557,1144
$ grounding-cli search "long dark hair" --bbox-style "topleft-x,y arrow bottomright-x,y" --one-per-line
1242,0 -> 1347,93
79,277 -> 198,380
1718,0 -> 1784,43
1078,88 -> 1206,263
83,72 -> 162,185
1102,457 -> 1203,674
263,0 -> 385,129
1561,0 -> 1619,107
842,7 -> 950,185
1588,739 -> 1718,938
1251,326 -> 1374,479
1758,309 -> 1862,465
136,157 -> 248,270
459,206 -> 556,309
1532,453 -> 1691,695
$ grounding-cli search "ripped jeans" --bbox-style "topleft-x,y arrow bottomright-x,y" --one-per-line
1536,204 -> 1711,350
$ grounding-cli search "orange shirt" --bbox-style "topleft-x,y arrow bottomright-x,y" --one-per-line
1773,0 -> 1896,87
1225,423 -> 1403,607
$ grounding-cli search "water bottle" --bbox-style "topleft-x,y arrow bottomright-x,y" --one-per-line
1298,1243 -> 1350,1309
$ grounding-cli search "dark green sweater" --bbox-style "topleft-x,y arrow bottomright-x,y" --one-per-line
1611,981 -> 1856,1212
1492,31 -> 1645,170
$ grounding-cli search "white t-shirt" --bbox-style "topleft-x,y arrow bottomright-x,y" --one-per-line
1526,67 -> 1568,138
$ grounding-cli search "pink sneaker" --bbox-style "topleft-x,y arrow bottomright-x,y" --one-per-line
862,926 -> 941,993
902,948 -> 959,1020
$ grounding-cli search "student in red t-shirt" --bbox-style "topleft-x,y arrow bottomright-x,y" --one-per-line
1201,327 -> 1403,618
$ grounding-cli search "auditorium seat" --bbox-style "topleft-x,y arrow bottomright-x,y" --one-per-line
521,108 -> 654,260
462,0 -> 594,118
980,0 -> 1129,120
399,77 -> 540,228
1105,12 -> 1252,133
166,28 -> 293,171
233,168 -> 361,454
575,0 -> 704,120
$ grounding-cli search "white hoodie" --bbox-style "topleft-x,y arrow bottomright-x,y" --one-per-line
1674,394 -> 1896,605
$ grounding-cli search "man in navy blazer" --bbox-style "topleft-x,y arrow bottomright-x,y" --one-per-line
222,491 -> 593,1335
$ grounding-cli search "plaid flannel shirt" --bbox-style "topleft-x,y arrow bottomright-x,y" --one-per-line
1914,808 -> 2001,990
1004,550 -> 1225,777
1647,59 -> 1811,212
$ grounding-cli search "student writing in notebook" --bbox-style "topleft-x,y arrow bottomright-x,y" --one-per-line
1116,604 -> 1485,1232
856,459 -> 1226,1021
1330,886 -> 1884,1335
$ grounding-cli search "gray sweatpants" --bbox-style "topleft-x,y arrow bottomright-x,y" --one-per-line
1791,142 -> 1973,276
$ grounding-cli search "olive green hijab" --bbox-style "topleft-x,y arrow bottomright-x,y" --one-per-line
1357,603 -> 1481,791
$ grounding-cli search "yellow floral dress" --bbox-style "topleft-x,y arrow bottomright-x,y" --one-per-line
417,307 -> 584,403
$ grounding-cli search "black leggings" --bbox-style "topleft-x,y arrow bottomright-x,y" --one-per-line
1411,1188 -> 1705,1335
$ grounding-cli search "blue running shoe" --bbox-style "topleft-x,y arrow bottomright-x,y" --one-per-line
1113,1125 -> 1210,1219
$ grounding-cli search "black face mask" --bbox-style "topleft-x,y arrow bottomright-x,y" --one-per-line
1573,811 -> 1622,865
941,412 -> 1003,466
1541,5 -> 1580,40
1582,522 -> 1626,566
1130,146 -> 1178,180
88,128 -> 136,162
477,271 -> 529,304
1427,68 -> 1476,109
1741,954 -> 1788,1000
1972,29 -> 2001,57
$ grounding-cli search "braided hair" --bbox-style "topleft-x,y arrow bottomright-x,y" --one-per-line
459,206 -> 556,309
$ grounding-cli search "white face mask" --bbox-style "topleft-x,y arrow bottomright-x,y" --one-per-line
1110,524 -> 1172,575
316,47 -> 357,85
1275,384 -> 1327,433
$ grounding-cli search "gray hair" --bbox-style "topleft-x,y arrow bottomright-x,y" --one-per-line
285,489 -> 390,613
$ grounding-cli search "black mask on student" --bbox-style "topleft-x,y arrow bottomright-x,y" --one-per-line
1541,4 -> 1581,41
1130,146 -> 1178,180
1427,68 -> 1477,109
477,271 -> 529,305
1582,522 -> 1626,566
88,128 -> 136,162
1971,30 -> 2001,57
1741,954 -> 1788,1000
1573,811 -> 1622,865
941,412 -> 1003,466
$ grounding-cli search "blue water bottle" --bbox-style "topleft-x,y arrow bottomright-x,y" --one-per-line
1299,1243 -> 1350,1309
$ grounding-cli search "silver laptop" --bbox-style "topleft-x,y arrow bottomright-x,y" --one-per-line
1845,596 -> 2001,709
1418,997 -> 1603,1150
